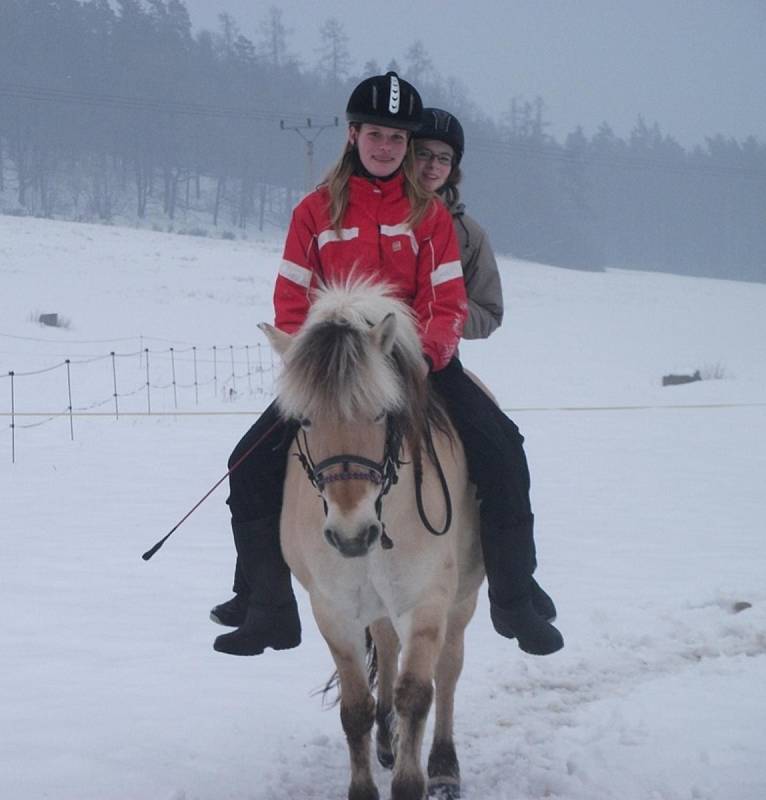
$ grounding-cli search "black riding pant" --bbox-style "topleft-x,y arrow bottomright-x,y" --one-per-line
226,401 -> 297,595
226,400 -> 298,522
430,357 -> 537,602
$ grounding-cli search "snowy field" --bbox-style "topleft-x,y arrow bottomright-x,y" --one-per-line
2,214 -> 765,800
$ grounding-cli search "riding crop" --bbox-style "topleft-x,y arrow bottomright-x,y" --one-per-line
141,418 -> 281,561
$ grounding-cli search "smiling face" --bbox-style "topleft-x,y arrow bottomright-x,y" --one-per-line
349,123 -> 410,177
413,138 -> 455,193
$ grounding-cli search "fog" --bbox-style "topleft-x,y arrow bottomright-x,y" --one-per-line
1,0 -> 764,280
183,0 -> 766,146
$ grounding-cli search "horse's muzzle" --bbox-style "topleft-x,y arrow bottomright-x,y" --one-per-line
324,522 -> 381,558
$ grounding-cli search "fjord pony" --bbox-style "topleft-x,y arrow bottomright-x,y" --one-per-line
261,281 -> 483,800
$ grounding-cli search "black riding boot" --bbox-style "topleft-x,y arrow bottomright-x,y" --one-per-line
213,516 -> 302,656
210,592 -> 248,627
210,559 -> 250,627
528,578 -> 557,623
480,514 -> 563,656
430,358 -> 563,656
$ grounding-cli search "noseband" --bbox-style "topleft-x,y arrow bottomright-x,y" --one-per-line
294,417 -> 404,549
293,414 -> 454,547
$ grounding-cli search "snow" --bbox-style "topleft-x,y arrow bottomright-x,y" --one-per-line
2,214 -> 765,800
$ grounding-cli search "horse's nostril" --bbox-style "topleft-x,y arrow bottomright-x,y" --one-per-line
324,527 -> 336,548
367,523 -> 381,544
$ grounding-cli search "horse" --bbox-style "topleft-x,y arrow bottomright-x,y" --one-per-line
261,280 -> 484,800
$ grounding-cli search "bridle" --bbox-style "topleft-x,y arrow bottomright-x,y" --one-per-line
293,414 -> 453,548
294,415 -> 404,549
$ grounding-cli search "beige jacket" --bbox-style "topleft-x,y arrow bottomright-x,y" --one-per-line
450,202 -> 504,339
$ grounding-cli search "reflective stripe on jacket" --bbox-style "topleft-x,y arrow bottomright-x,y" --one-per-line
275,173 -> 467,371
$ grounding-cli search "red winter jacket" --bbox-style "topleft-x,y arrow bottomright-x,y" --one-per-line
274,173 -> 467,371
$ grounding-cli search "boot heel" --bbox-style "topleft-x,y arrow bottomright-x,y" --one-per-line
490,596 -> 564,656
270,628 -> 302,650
269,600 -> 302,649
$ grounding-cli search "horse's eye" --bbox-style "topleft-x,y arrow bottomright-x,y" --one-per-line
374,412 -> 386,424
300,417 -> 312,429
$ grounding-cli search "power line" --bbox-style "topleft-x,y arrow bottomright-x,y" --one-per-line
467,135 -> 766,182
0,82 -> 338,129
3,81 -> 763,181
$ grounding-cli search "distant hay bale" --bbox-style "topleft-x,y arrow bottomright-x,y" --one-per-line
36,312 -> 70,329
662,370 -> 701,387
39,313 -> 59,327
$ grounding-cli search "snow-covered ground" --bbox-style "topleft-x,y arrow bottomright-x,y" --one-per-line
2,215 -> 765,800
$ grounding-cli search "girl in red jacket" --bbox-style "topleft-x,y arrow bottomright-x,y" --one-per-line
211,73 -> 563,658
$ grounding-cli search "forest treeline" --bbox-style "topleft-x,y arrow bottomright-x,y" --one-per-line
1,0 -> 764,281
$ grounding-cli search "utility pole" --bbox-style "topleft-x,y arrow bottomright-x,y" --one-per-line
280,117 -> 339,193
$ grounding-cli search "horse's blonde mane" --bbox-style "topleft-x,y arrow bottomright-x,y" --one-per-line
276,279 -> 425,423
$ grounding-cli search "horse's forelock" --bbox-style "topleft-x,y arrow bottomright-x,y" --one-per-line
279,281 -> 422,428
276,283 -> 426,424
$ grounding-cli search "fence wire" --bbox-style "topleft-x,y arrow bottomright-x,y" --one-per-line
3,339 -> 278,463
4,338 -> 764,464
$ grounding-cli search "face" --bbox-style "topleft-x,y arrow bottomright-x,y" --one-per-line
414,139 -> 455,193
303,417 -> 389,558
349,123 -> 409,177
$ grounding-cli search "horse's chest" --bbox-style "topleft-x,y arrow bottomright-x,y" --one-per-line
369,553 -> 447,614
312,552 -> 437,624
313,559 -> 387,622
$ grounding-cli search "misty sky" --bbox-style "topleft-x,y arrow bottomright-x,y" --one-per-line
181,0 -> 765,147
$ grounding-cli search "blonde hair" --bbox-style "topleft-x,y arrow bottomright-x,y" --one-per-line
321,126 -> 435,234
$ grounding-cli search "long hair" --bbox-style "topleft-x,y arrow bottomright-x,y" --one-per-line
439,163 -> 463,209
322,126 -> 435,234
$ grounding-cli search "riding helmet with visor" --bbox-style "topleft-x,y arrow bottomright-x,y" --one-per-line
414,107 -> 465,165
346,71 -> 423,132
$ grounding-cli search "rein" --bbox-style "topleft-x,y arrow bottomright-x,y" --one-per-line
413,421 -> 453,536
294,415 -> 453,547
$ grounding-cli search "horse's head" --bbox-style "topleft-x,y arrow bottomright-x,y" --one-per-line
261,281 -> 425,558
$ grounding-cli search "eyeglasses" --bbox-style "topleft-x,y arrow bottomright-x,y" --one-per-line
415,147 -> 454,167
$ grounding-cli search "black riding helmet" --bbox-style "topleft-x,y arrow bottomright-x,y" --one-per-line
414,107 -> 465,165
346,71 -> 423,132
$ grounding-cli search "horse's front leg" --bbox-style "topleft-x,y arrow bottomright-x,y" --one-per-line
390,603 -> 447,800
314,604 -> 379,800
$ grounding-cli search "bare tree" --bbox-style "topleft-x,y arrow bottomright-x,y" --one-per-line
258,6 -> 293,68
404,40 -> 432,84
316,17 -> 351,86
216,12 -> 239,54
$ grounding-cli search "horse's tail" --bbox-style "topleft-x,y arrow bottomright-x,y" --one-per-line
365,626 -> 379,692
319,627 -> 378,708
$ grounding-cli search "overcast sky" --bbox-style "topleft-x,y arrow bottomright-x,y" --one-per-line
181,0 -> 765,147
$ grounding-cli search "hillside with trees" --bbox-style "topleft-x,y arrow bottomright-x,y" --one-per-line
1,0 -> 764,281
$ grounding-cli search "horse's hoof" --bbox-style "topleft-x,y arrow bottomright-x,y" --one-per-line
348,781 -> 379,800
427,778 -> 461,800
376,745 -> 394,770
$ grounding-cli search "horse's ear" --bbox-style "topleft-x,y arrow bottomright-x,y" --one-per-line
259,323 -> 293,356
370,313 -> 397,356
